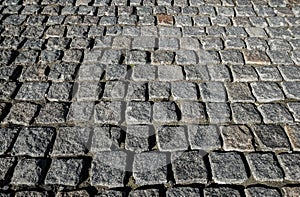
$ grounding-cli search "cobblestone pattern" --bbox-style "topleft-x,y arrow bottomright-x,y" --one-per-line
0,0 -> 300,196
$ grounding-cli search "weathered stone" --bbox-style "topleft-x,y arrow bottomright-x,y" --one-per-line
255,66 -> 282,81
125,125 -> 151,153
180,101 -> 207,123
77,63 -> 105,81
91,151 -> 126,188
149,81 -> 171,100
278,153 -> 300,182
184,65 -> 210,81
167,187 -> 201,197
36,102 -> 69,124
129,189 -> 160,197
245,187 -> 281,197
67,101 -> 94,122
157,65 -> 184,81
94,101 -> 122,124
95,190 -> 124,197
231,103 -> 262,124
209,152 -> 248,184
132,65 -> 156,81
207,65 -> 231,82
171,82 -> 198,100
204,187 -> 242,197
47,83 -> 73,101
73,82 -> 101,101
13,127 -> 54,157
45,158 -> 84,186
126,82 -> 147,101
251,124 -> 290,151
258,103 -> 293,124
126,102 -> 151,124
133,152 -> 167,185
246,153 -> 283,182
175,50 -> 198,65
171,151 -> 207,184
0,82 -> 17,100
219,50 -> 244,65
106,64 -> 128,80
48,63 -> 78,82
206,102 -> 231,123
4,102 -> 38,125
243,50 -> 270,65
11,158 -> 46,185
157,126 -> 188,151
251,82 -> 284,102
231,65 -> 258,82
0,157 -> 15,183
15,82 -> 49,101
283,187 -> 300,197
153,102 -> 179,123
103,81 -> 127,100
278,65 -> 300,81
226,82 -> 254,102
220,125 -> 254,151
285,124 -> 300,151
91,126 -> 121,152
199,82 -> 227,102
188,125 -> 221,150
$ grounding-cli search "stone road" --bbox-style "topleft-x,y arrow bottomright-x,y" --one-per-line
0,0 -> 300,196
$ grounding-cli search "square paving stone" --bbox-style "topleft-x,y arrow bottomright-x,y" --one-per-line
12,127 -> 54,157
251,82 -> 284,102
11,158 -> 47,186
125,51 -> 148,64
278,65 -> 300,81
283,187 -> 300,197
36,102 -> 69,124
278,153 -> 300,182
159,37 -> 179,50
0,157 -> 15,183
67,101 -> 94,122
48,63 -> 78,82
206,102 -> 231,124
220,125 -> 254,151
157,126 -> 188,151
132,37 -> 157,50
157,65 -> 184,81
251,124 -> 290,151
56,190 -> 89,197
287,102 -> 300,122
45,158 -> 84,186
219,50 -> 244,65
47,83 -> 73,101
167,187 -> 201,197
91,126 -> 122,152
151,51 -> 174,65
0,128 -> 18,154
180,101 -> 207,123
245,187 -> 281,197
188,125 -> 221,151
4,102 -> 38,125
254,66 -> 282,81
91,151 -> 127,188
15,82 -> 49,101
73,82 -> 101,101
52,127 -> 91,156
133,152 -> 167,185
225,83 -> 255,102
209,152 -> 248,184
231,103 -> 262,124
171,82 -> 198,100
0,82 -> 17,100
15,191 -> 50,197
126,82 -> 147,101
282,82 -> 300,100
184,65 -> 210,81
267,50 -> 294,65
125,125 -> 152,153
77,63 -> 105,81
246,153 -> 283,182
94,101 -> 122,124
175,50 -> 198,65
258,103 -> 293,124
132,64 -> 156,81
103,81 -> 127,100
204,187 -> 242,197
106,64 -> 128,80
207,65 -> 231,82
199,82 -> 227,102
231,65 -> 258,82
171,151 -> 207,184
285,124 -> 300,151
0,65 -> 17,81
129,189 -> 160,197
153,102 -> 179,123
243,50 -> 271,65
126,102 -> 151,124
149,81 -> 171,100
197,50 -> 220,65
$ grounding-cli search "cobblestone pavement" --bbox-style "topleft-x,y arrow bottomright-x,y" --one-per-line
1,0 -> 300,196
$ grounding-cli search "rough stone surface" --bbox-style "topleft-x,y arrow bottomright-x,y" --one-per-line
157,126 -> 188,151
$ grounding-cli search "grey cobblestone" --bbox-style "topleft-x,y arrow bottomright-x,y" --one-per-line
278,153 -> 300,182
245,187 -> 281,197
157,126 -> 188,151
188,125 -> 221,150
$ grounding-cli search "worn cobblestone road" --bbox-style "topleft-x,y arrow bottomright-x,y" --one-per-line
1,0 -> 300,196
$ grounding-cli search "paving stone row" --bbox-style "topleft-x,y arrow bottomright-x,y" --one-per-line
1,0 -> 300,195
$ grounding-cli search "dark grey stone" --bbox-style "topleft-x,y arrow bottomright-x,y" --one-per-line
149,81 -> 171,100
4,102 -> 38,125
15,82 -> 49,101
94,101 -> 122,124
206,102 -> 231,124
47,83 -> 73,101
188,125 -> 221,150
180,101 -> 207,123
171,151 -> 207,184
11,158 -> 46,186
36,102 -> 69,124
246,153 -> 284,182
52,127 -> 91,156
91,151 -> 126,188
258,103 -> 293,124
209,152 -> 248,184
231,103 -> 262,124
0,82 -> 17,100
204,187 -> 242,197
171,82 -> 198,100
226,83 -> 254,102
245,187 -> 281,197
126,102 -> 151,124
67,101 -> 94,122
157,126 -> 188,151
125,125 -> 151,153
199,82 -> 227,102
133,152 -> 167,185
153,102 -> 179,123
251,124 -> 290,151
277,153 -> 300,182
167,187 -> 201,197
251,82 -> 284,102
126,82 -> 147,101
45,158 -> 84,186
